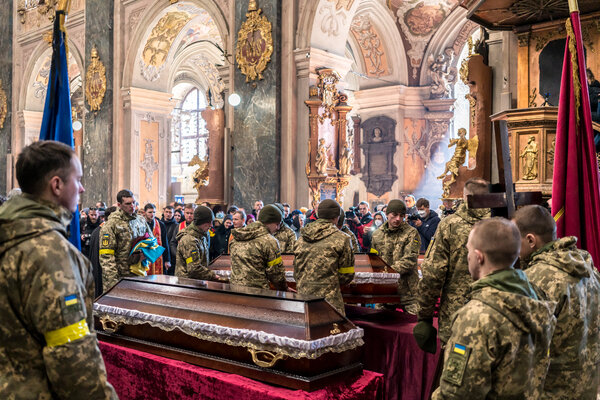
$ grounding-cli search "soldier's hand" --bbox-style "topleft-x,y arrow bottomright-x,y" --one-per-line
414,219 -> 423,227
413,319 -> 438,354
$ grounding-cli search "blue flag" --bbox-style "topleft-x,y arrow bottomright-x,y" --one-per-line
39,10 -> 81,250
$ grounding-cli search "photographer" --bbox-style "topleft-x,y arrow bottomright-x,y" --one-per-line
350,201 -> 374,251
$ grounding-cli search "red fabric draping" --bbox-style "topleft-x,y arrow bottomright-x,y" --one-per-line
552,10 -> 600,267
348,306 -> 440,400
99,341 -> 383,400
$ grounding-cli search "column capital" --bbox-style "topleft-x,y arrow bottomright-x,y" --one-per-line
122,87 -> 176,115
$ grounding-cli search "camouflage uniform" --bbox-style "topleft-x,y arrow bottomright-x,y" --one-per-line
175,223 -> 217,281
229,222 -> 287,291
523,236 -> 600,399
371,221 -> 421,313
294,219 -> 355,316
0,195 -> 117,399
341,225 -> 360,253
433,268 -> 556,400
99,207 -> 152,292
273,222 -> 296,253
417,203 -> 490,343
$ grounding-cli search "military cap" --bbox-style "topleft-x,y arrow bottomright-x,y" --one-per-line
194,205 -> 214,225
318,199 -> 341,220
386,199 -> 407,215
258,204 -> 283,224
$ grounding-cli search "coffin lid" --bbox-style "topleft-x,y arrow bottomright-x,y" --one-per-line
93,275 -> 364,359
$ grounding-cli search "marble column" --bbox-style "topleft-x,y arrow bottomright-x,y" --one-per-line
0,1 -> 13,194
83,0 -> 113,205
232,0 -> 281,209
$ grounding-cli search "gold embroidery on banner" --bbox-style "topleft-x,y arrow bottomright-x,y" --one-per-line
0,80 -> 7,129
85,45 -> 106,112
565,18 -> 581,127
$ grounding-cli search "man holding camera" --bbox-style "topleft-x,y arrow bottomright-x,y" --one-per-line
350,201 -> 374,251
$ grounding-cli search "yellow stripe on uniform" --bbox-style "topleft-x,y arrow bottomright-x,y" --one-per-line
553,206 -> 565,222
44,319 -> 90,347
185,257 -> 193,264
339,266 -> 355,274
369,248 -> 378,255
267,256 -> 282,267
99,249 -> 114,255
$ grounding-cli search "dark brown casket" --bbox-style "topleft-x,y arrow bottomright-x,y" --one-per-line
93,275 -> 364,391
209,253 -> 402,303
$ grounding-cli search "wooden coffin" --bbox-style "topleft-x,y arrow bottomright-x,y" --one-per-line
93,275 -> 364,391
210,253 -> 401,304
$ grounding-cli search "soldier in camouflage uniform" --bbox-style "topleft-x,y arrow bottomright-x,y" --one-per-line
176,206 -> 220,281
273,203 -> 297,253
294,199 -> 355,316
371,199 -> 421,314
229,204 -> 287,291
337,210 -> 360,253
514,205 -> 600,399
433,218 -> 556,400
416,178 -> 491,346
0,141 -> 116,399
99,189 -> 152,292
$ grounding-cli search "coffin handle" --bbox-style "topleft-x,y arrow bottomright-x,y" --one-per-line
99,315 -> 121,334
248,349 -> 286,368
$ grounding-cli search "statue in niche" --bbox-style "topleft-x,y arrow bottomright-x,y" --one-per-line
339,144 -> 353,176
372,127 -> 383,142
438,128 -> 479,195
315,138 -> 330,175
428,48 -> 457,99
520,136 -> 539,180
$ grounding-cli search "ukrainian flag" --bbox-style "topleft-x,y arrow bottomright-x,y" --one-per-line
39,1 -> 81,250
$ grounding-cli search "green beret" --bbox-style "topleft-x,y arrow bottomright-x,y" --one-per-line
386,199 -> 407,215
194,205 -> 214,225
318,199 -> 341,220
258,204 -> 283,224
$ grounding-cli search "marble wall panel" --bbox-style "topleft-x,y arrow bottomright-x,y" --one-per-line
83,0 -> 113,205
233,0 -> 281,209
0,2 -> 13,194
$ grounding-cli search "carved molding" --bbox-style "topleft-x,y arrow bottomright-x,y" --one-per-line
235,0 -> 274,82
140,139 -> 159,191
85,45 -> 107,113
360,116 -> 398,197
0,80 -> 7,129
350,13 -> 386,77
319,3 -> 346,37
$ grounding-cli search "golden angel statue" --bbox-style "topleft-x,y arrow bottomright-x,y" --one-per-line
315,138 -> 330,175
188,155 -> 210,191
437,128 -> 479,192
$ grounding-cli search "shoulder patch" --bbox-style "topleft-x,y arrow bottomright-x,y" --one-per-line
442,343 -> 471,386
101,233 -> 110,247
61,293 -> 84,324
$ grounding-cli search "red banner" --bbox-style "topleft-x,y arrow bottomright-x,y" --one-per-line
552,10 -> 600,267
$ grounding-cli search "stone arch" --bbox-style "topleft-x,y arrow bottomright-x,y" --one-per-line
419,6 -> 477,86
122,0 -> 228,91
347,0 -> 408,87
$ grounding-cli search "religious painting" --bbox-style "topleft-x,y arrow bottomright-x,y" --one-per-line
320,183 -> 337,200
403,2 -> 446,37
236,1 -> 274,82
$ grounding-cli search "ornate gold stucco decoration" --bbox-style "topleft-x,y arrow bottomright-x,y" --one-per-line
235,0 -> 274,82
85,45 -> 106,113
189,154 -> 210,191
316,68 -> 341,124
0,80 -> 7,129
140,11 -> 191,81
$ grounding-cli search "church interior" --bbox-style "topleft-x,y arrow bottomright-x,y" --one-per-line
2,0 -> 598,211
2,1 -> 600,399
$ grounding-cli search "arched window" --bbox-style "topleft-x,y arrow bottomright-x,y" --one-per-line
170,86 -> 210,199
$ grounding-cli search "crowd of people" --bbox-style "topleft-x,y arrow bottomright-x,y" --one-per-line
1,140 -> 599,400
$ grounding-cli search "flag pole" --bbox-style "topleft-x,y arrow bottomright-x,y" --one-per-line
568,0 -> 579,13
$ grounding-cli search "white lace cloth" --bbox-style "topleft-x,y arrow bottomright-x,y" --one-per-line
93,303 -> 364,359
213,270 -> 400,285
